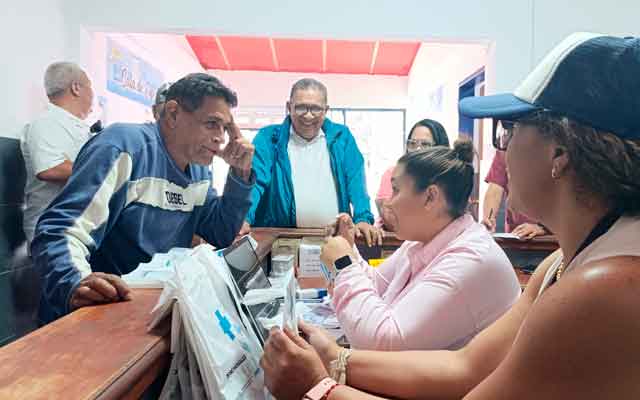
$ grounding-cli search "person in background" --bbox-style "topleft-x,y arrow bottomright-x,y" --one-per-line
376,119 -> 450,231
152,82 -> 172,121
260,32 -> 640,400
320,139 -> 520,351
32,73 -> 255,324
482,150 -> 549,239
21,61 -> 94,247
243,78 -> 381,246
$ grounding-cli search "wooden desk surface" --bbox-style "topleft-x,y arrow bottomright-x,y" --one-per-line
493,234 -> 558,252
0,228 -> 545,398
0,289 -> 169,400
251,227 -> 558,251
251,228 -> 538,289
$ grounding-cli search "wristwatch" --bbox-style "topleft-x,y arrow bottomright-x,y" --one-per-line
333,255 -> 353,271
303,377 -> 339,400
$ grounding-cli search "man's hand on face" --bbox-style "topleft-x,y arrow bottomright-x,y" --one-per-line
69,272 -> 132,310
221,118 -> 254,182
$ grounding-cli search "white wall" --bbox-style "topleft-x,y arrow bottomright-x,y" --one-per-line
209,70 -> 408,110
407,42 -> 491,216
407,42 -> 488,144
88,32 -> 204,124
533,0 -> 640,63
1,1 -> 67,138
59,0 -> 534,94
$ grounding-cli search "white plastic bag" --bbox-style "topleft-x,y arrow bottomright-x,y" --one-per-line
152,244 -> 267,400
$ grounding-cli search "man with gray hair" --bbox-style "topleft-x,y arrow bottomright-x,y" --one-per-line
20,61 -> 94,246
245,78 -> 380,245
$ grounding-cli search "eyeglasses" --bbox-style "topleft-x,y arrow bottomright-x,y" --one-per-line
492,119 -> 515,151
406,139 -> 435,150
292,104 -> 327,117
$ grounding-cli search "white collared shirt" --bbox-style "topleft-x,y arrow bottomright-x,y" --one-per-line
287,127 -> 339,227
21,103 -> 90,243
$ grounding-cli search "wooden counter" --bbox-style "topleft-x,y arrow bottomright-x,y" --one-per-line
252,228 -> 558,255
0,231 -> 327,399
0,228 -> 556,398
0,289 -> 168,400
492,234 -> 558,252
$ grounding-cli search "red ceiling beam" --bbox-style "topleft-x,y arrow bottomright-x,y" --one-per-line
186,35 -> 421,76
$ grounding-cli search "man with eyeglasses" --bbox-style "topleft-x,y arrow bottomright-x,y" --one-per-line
243,78 -> 380,245
481,120 -> 549,239
32,73 -> 255,323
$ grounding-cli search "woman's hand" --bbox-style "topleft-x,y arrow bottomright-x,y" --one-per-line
261,327 -> 329,400
355,222 -> 383,247
299,320 -> 342,371
512,223 -> 546,240
320,236 -> 355,271
325,213 -> 357,247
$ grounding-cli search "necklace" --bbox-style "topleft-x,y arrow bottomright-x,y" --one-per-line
555,260 -> 565,281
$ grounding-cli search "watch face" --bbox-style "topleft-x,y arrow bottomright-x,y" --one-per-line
334,255 -> 352,270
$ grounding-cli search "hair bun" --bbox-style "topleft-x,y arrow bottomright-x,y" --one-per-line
453,138 -> 474,163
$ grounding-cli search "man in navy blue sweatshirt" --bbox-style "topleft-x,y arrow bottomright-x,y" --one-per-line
32,73 -> 256,324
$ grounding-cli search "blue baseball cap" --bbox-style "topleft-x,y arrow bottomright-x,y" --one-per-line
459,33 -> 640,139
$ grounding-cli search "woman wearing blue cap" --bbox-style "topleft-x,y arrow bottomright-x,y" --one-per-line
260,32 -> 640,400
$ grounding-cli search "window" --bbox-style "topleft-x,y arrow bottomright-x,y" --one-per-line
333,108 -> 406,217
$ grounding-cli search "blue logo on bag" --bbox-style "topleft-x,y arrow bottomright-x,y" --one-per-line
215,310 -> 235,341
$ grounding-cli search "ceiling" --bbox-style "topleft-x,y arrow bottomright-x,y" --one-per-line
186,35 -> 421,76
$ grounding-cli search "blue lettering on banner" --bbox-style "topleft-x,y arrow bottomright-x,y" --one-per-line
106,39 -> 164,107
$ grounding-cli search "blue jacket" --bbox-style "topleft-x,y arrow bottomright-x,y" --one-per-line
247,117 -> 373,227
32,122 -> 253,323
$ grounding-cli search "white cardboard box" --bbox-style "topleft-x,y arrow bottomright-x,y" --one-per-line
298,237 -> 325,277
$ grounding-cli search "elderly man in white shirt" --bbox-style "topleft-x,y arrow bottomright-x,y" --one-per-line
21,61 -> 94,246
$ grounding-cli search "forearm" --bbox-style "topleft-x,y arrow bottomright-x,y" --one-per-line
345,349 -> 474,400
230,166 -> 252,183
246,174 -> 267,225
200,172 -> 254,247
31,230 -> 86,319
36,160 -> 73,183
352,208 -> 374,225
482,185 -> 503,219
328,384 -> 389,400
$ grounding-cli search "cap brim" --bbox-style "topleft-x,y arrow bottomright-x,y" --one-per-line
459,93 -> 540,120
